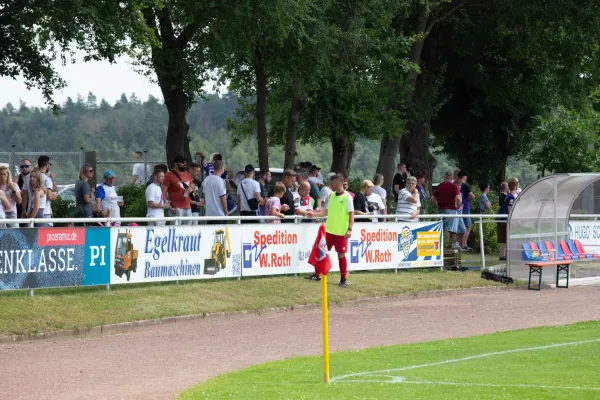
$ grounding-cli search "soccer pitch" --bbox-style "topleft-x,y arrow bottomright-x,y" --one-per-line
179,321 -> 600,399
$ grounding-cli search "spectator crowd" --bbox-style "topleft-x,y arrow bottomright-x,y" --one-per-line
0,152 -> 521,257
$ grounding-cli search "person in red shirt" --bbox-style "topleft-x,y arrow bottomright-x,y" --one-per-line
162,155 -> 196,225
432,171 -> 462,248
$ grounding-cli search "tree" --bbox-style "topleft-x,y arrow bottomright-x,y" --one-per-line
376,0 -> 476,193
0,0 -> 151,106
211,0 -> 318,172
136,1 -> 223,166
431,0 -> 600,184
529,106 -> 600,176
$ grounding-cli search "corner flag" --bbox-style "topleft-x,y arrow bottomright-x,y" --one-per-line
308,223 -> 331,383
308,223 -> 332,277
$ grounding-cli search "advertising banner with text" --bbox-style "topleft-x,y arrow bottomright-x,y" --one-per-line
0,227 -> 90,290
568,220 -> 600,251
109,225 -> 242,285
241,225 -> 303,276
348,221 -> 443,270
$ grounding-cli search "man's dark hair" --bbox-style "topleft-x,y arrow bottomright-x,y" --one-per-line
213,153 -> 223,161
189,162 -> 202,169
135,151 -> 143,156
153,169 -> 164,177
260,169 -> 270,178
153,164 -> 168,173
38,155 -> 50,168
479,182 -> 489,192
283,169 -> 296,178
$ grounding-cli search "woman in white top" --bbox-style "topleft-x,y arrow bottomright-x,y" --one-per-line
396,176 -> 421,222
372,173 -> 387,205
0,165 -> 21,227
25,169 -> 47,227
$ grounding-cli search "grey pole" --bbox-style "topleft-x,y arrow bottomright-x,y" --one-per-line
143,150 -> 148,183
10,145 -> 15,175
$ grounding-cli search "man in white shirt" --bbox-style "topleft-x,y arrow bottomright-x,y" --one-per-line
146,170 -> 169,226
96,170 -> 124,226
132,151 -> 152,185
236,164 -> 262,224
367,190 -> 386,222
203,160 -> 229,224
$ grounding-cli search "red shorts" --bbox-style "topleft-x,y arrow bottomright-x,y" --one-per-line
326,232 -> 348,253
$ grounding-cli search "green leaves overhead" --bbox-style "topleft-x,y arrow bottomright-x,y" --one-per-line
0,0 -> 154,105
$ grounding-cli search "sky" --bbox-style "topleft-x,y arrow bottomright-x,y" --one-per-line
0,53 -> 219,108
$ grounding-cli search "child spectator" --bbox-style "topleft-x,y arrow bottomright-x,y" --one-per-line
265,182 -> 286,223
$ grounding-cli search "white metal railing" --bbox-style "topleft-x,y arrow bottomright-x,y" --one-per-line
6,213 -> 509,226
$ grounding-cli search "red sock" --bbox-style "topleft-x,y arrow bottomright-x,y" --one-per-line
339,256 -> 347,280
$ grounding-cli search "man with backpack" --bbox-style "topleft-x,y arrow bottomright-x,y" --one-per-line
236,164 -> 263,224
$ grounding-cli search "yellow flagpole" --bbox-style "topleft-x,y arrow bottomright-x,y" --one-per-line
321,274 -> 330,383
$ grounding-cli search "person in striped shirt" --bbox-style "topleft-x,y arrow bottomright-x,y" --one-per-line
396,176 -> 421,222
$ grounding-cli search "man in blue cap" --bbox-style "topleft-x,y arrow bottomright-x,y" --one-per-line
96,169 -> 124,226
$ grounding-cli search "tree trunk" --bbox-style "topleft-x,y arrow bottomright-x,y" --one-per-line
400,121 -> 434,179
495,158 -> 508,186
284,80 -> 302,170
330,133 -> 355,178
163,89 -> 191,167
376,5 -> 429,193
253,46 -> 269,172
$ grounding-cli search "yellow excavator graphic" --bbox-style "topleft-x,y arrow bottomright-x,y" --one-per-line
204,226 -> 232,275
114,230 -> 139,281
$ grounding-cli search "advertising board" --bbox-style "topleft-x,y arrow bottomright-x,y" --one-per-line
109,225 -> 241,284
0,227 -> 87,290
568,220 -> 600,251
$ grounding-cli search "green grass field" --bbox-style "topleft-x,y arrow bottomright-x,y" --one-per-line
0,270 -> 505,336
179,321 -> 600,400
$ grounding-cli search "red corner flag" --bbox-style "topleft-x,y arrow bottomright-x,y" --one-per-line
309,223 -> 332,277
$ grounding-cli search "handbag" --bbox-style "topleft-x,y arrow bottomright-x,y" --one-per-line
240,179 -> 259,211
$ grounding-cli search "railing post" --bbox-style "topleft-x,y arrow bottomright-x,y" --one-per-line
105,284 -> 110,291
479,217 -> 486,270
440,215 -> 444,271
29,288 -> 34,297
237,216 -> 242,280
79,147 -> 84,169
143,150 -> 148,183
10,145 -> 15,175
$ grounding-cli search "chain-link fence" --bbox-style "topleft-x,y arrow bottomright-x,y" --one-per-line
0,147 -> 169,189
0,147 -> 84,187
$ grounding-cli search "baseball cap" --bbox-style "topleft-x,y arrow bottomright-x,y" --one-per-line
103,170 -> 116,178
309,165 -> 321,172
244,164 -> 255,172
458,170 -> 467,178
327,172 -> 336,180
173,155 -> 186,163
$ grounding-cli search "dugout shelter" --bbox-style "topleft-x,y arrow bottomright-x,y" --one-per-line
507,173 -> 600,282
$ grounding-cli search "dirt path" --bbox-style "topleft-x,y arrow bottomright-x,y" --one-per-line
2,286 -> 600,400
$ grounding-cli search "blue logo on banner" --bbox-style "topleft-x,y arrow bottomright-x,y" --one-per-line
349,240 -> 371,264
82,228 -> 111,285
242,243 -> 252,268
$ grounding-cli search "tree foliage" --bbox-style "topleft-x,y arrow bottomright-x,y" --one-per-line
0,0 -> 152,105
528,106 -> 600,176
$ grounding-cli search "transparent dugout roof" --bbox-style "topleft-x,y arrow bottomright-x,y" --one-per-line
507,174 -> 600,279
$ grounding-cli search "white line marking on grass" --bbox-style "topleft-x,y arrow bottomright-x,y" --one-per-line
339,379 -> 600,391
331,338 -> 600,383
